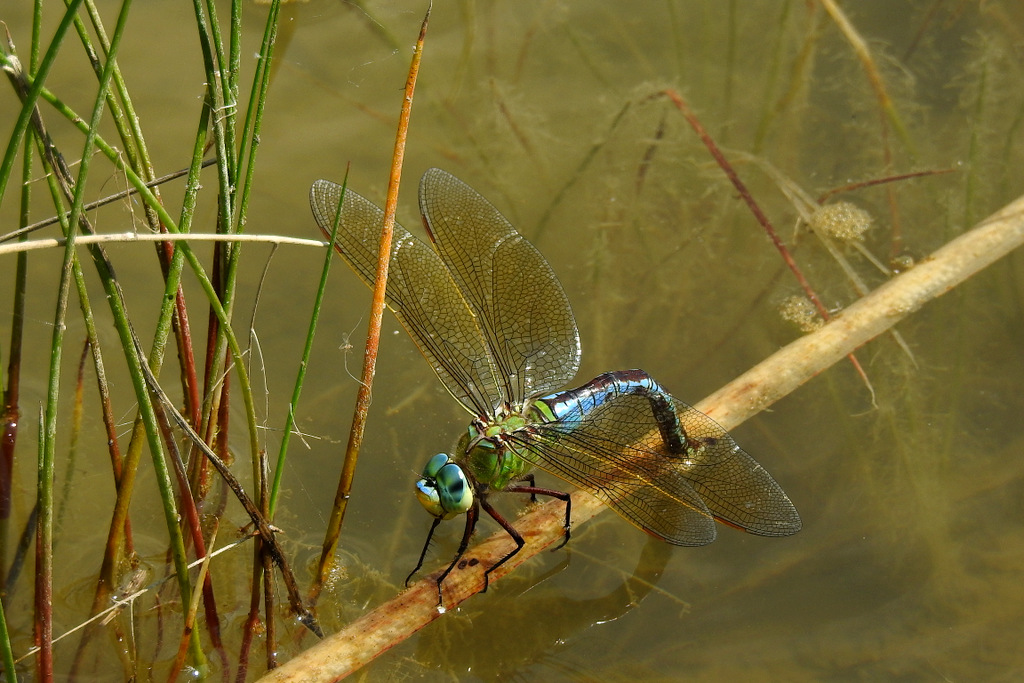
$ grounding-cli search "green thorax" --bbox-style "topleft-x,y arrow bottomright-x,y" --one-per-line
456,403 -> 552,491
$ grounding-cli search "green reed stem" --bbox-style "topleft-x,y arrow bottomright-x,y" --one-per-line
235,0 -> 280,217
189,1 -> 251,501
0,592 -> 14,682
270,169 -> 348,517
0,0 -> 85,199
78,0 -> 208,461
0,30 -> 256,678
7,53 -> 264,499
43,2 -> 209,669
4,0 -> 292,669
234,1 -> 281,502
192,0 -> 236,249
37,0 -> 141,673
70,1 -> 138,172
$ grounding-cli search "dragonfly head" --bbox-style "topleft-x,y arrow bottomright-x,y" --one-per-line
414,453 -> 474,520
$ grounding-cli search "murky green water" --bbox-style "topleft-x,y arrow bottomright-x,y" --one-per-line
2,1 -> 1024,680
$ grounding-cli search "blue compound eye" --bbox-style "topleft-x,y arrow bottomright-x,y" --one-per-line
421,452 -> 451,479
434,463 -> 473,516
414,457 -> 473,519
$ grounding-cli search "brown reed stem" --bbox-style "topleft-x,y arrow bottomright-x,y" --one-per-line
311,2 -> 431,604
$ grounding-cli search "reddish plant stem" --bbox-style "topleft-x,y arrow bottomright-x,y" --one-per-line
816,168 -> 955,205
1,223 -> 27,582
33,479 -> 52,680
312,2 -> 431,603
195,243 -> 226,499
173,276 -> 203,429
236,548 -> 261,683
0,384 -> 20,585
662,88 -> 875,387
260,450 -> 277,673
238,449 -> 274,681
663,88 -> 828,319
143,172 -> 202,431
151,389 -> 227,671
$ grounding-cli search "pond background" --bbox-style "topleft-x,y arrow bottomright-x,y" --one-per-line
2,1 -> 1024,680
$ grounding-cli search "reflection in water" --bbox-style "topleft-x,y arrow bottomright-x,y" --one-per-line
413,537 -> 673,679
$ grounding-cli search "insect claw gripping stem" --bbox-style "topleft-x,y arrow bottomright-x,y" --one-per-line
505,484 -> 573,550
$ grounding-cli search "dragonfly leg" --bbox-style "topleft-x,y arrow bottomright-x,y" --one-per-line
505,485 -> 573,550
405,517 -> 442,588
515,473 -> 538,501
478,495 -> 527,592
433,501 -> 480,606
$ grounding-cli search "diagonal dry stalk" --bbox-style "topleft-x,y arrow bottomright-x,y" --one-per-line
258,191 -> 1024,682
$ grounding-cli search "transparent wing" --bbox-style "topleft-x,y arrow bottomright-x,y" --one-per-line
310,179 -> 499,415
515,394 -> 801,544
419,168 -> 581,405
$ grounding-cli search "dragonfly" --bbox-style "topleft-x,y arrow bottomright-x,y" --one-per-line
310,168 -> 801,605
